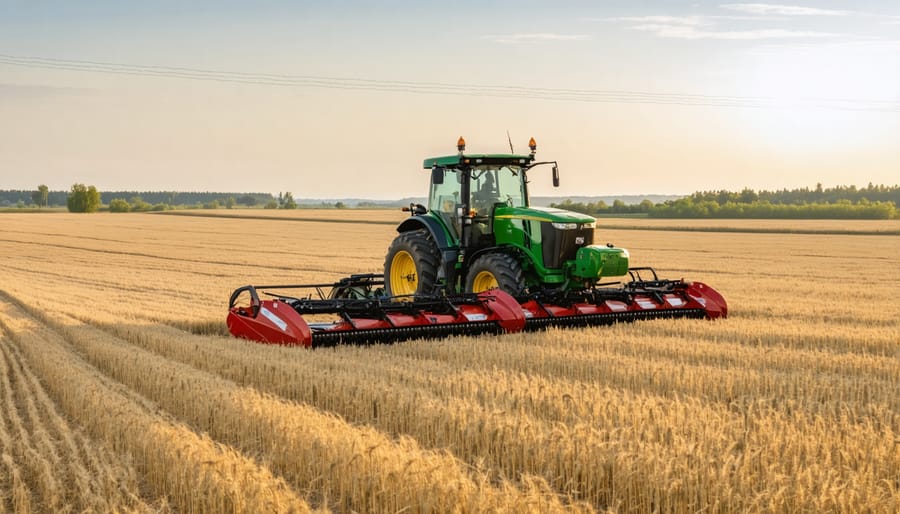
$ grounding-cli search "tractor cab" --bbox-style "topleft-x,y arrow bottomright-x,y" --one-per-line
425,143 -> 532,249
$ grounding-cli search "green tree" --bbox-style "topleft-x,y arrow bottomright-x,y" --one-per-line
109,198 -> 131,212
264,200 -> 278,209
66,184 -> 101,213
31,184 -> 49,207
225,196 -> 236,209
335,201 -> 346,209
281,192 -> 297,209
129,196 -> 151,211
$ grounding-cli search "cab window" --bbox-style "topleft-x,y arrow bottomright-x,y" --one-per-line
428,168 -> 462,237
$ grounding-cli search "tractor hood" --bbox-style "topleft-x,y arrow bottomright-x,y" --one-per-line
493,205 -> 596,226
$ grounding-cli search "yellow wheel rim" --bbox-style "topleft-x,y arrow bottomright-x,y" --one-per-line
471,271 -> 499,292
390,250 -> 418,296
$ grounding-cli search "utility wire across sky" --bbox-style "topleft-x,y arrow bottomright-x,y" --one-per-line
1,53 -> 898,112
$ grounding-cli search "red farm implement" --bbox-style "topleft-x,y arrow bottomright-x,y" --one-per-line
228,271 -> 726,347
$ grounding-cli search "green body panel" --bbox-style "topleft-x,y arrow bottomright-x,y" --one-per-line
491,211 -> 556,284
574,246 -> 630,279
491,206 -> 598,286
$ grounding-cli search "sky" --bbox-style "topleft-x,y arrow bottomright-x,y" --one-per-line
0,1 -> 898,199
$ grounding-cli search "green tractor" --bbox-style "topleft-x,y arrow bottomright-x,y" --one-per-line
227,136 -> 726,347
385,137 -> 630,297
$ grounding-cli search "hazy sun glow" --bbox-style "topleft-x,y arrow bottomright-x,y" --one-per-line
738,41 -> 899,150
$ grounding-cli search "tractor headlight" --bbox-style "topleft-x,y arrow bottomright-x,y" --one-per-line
583,222 -> 596,229
551,222 -> 578,230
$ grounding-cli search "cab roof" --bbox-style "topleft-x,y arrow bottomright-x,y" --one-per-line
422,154 -> 535,169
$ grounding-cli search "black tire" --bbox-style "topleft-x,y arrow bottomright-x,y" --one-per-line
383,229 -> 441,297
465,253 -> 525,296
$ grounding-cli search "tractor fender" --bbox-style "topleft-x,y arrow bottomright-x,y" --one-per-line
397,216 -> 452,250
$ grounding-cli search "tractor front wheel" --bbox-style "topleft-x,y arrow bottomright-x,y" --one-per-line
384,229 -> 441,297
465,253 -> 525,296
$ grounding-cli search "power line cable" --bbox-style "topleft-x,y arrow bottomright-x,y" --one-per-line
0,53 -> 766,107
0,53 -> 897,112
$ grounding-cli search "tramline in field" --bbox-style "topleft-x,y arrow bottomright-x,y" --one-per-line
228,138 -> 727,347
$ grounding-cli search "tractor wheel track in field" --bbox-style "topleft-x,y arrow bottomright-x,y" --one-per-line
0,291 -> 315,514
0,317 -> 157,512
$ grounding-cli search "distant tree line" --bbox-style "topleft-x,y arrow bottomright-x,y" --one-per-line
0,189 -> 275,208
0,188 -> 69,207
1,186 -> 338,212
552,183 -> 899,220
101,191 -> 274,207
8,182 -> 899,219
649,198 -> 897,219
687,183 -> 900,206
551,198 -> 655,216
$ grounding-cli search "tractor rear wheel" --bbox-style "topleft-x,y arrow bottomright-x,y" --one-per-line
384,229 -> 441,297
465,253 -> 525,296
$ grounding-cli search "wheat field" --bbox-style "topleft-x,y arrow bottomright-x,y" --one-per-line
0,211 -> 898,513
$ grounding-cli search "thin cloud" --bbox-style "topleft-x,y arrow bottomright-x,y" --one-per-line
630,24 -> 837,40
607,16 -> 709,26
719,4 -> 851,16
482,33 -> 590,44
722,6 -> 900,26
605,15 -> 765,25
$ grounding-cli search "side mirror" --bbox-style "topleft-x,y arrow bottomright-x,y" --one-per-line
552,165 -> 560,187
431,166 -> 444,185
